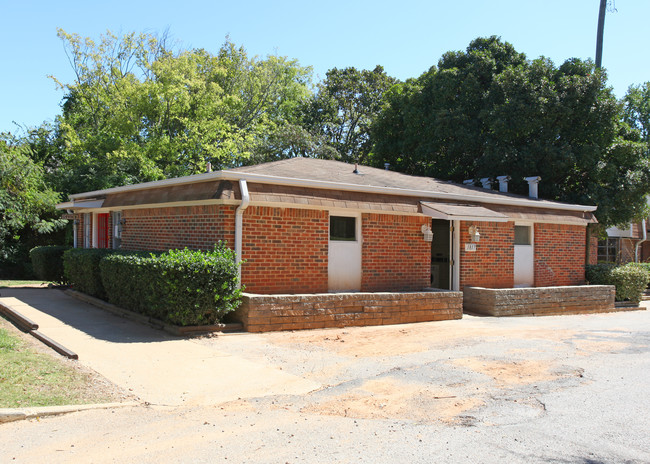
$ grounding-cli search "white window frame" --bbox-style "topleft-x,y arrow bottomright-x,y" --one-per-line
83,213 -> 91,249
112,211 -> 122,249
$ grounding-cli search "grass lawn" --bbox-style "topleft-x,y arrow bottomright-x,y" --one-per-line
0,280 -> 51,288
0,320 -> 127,408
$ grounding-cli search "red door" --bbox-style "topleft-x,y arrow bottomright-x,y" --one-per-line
97,213 -> 110,248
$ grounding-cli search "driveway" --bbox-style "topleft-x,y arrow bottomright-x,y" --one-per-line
0,288 -> 317,406
1,287 -> 649,463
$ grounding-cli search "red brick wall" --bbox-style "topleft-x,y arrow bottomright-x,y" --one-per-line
589,234 -> 598,265
534,223 -> 586,286
459,221 -> 515,290
120,205 -> 236,251
241,207 -> 329,294
106,213 -> 114,249
642,241 -> 650,262
361,213 -> 431,292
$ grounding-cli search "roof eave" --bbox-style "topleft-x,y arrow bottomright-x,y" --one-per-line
66,169 -> 598,214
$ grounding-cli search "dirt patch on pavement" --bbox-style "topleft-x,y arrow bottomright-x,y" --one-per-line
263,322 -> 578,358
301,377 -> 483,424
217,398 -> 256,412
452,358 -> 559,386
573,339 -> 630,355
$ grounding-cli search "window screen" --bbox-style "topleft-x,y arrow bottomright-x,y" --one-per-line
597,238 -> 618,263
330,216 -> 356,241
514,226 -> 531,245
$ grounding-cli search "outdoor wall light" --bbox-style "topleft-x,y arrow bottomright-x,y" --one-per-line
468,225 -> 480,242
119,218 -> 127,226
421,225 -> 434,242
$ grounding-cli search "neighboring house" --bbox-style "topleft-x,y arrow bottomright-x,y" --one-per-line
57,158 -> 598,294
600,220 -> 650,264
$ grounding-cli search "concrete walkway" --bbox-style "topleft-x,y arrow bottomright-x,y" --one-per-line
0,288 -> 318,406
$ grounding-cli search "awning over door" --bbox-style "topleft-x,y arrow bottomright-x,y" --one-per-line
421,202 -> 509,222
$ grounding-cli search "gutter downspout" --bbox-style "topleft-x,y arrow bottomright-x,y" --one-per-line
235,179 -> 250,288
635,220 -> 647,263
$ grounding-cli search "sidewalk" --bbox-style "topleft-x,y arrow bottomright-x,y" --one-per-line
0,288 -> 318,407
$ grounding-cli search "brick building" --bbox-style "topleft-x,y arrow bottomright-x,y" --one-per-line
599,217 -> 650,264
57,158 -> 598,294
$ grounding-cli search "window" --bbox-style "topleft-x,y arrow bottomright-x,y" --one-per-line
112,211 -> 122,249
330,216 -> 356,241
597,238 -> 619,263
514,225 -> 532,245
83,213 -> 91,248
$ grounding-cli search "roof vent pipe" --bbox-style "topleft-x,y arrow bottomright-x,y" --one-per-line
497,175 -> 511,193
384,162 -> 390,171
480,178 -> 492,189
206,162 -> 212,173
353,163 -> 359,174
524,176 -> 541,199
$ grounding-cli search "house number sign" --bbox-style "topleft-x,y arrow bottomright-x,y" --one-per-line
465,243 -> 477,252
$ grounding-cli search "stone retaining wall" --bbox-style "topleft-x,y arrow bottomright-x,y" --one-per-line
236,290 -> 463,332
463,285 -> 616,316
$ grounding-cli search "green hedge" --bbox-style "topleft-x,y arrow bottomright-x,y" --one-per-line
100,245 -> 241,326
63,248 -> 117,299
632,262 -> 650,279
29,246 -> 71,283
586,262 -> 650,303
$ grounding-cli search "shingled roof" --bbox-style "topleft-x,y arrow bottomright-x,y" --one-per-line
60,157 -> 596,217
228,158 -> 595,212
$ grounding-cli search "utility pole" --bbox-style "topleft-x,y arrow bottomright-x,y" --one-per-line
595,0 -> 607,69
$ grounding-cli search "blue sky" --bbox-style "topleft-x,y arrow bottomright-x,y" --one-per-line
1,0 -> 648,133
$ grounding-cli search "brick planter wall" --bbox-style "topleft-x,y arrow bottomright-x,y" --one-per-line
463,285 -> 616,317
235,290 -> 463,332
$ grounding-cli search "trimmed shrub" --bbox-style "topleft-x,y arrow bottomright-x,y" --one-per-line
586,262 -> 650,303
29,245 -> 71,283
633,262 -> 650,286
100,244 -> 241,326
97,252 -> 155,316
585,263 -> 616,286
63,248 -> 116,298
610,264 -> 650,303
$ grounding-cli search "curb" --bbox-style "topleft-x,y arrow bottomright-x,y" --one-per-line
0,401 -> 141,424
0,299 -> 79,359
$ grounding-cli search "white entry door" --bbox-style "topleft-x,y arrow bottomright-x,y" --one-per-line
513,225 -> 534,287
328,213 -> 362,292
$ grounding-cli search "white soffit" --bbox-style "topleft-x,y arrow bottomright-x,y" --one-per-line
421,202 -> 509,222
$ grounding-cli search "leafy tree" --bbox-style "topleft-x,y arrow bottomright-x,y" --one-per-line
623,82 -> 650,145
50,29 -> 313,194
0,134 -> 66,276
371,36 -> 650,226
301,66 -> 398,163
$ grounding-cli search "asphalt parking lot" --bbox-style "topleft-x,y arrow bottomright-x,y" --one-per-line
1,288 -> 649,463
